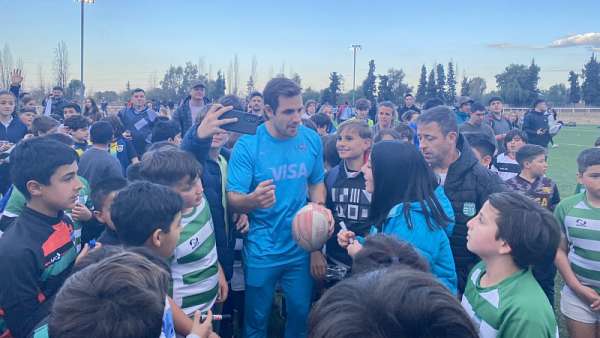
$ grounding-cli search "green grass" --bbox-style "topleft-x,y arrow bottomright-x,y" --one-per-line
547,124 -> 599,338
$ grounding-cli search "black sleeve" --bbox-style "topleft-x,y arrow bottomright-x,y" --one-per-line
180,123 -> 212,167
549,184 -> 561,211
477,167 -> 508,206
0,215 -> 16,232
125,139 -> 139,161
0,249 -> 50,338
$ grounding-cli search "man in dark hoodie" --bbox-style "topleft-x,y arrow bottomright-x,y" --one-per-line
117,88 -> 157,155
173,80 -> 211,136
522,99 -> 550,148
417,105 -> 506,295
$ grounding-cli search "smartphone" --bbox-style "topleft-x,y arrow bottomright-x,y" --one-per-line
218,110 -> 263,135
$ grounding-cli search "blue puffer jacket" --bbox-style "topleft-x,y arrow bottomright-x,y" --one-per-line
365,186 -> 458,294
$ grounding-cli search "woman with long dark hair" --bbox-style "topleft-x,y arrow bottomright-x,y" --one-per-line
338,141 -> 458,293
83,97 -> 103,122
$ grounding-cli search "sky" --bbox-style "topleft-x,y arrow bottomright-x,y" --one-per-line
5,0 -> 600,94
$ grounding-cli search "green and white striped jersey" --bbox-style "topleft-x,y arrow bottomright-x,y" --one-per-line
555,192 -> 600,293
171,197 -> 219,315
462,262 -> 558,338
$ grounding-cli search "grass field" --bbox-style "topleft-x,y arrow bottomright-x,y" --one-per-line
547,124 -> 599,338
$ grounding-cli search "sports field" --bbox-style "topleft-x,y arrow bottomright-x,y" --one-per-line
548,124 -> 599,196
548,124 -> 599,338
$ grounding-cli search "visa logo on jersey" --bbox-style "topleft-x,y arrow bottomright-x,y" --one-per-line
270,163 -> 308,181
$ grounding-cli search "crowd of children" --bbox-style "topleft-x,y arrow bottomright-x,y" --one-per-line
0,75 -> 597,338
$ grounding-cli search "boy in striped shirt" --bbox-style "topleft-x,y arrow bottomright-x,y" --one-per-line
555,148 -> 600,337
138,149 -> 228,316
462,192 -> 560,337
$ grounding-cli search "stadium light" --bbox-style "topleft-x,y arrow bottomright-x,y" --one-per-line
78,0 -> 95,98
350,44 -> 362,106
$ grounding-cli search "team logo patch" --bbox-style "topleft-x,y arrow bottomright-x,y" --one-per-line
576,219 -> 587,227
117,145 -> 124,152
463,202 -> 476,217
297,143 -> 307,152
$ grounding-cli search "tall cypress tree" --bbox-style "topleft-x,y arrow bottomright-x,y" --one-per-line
362,60 -> 377,112
416,65 -> 428,103
460,76 -> 470,97
525,59 -> 541,105
426,68 -> 437,100
446,62 -> 457,104
435,64 -> 446,102
568,70 -> 581,104
582,54 -> 600,106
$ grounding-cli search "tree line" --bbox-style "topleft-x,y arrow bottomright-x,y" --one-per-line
3,41 -> 600,108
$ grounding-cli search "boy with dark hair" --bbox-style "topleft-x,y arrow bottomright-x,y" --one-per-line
111,181 -> 198,336
78,121 -> 124,187
310,113 -> 334,136
507,144 -> 560,211
64,115 -> 91,156
394,122 -> 415,143
555,148 -> 600,337
462,192 -> 560,337
103,115 -> 139,175
351,234 -> 428,275
353,98 -> 374,127
323,119 -> 372,280
48,250 -> 172,338
138,150 -> 229,317
0,134 -> 95,249
91,177 -> 128,246
505,145 -> 560,305
310,267 -> 478,338
491,129 -> 527,181
31,115 -> 60,136
152,118 -> 182,145
464,132 -> 496,169
62,103 -> 81,120
0,138 -> 85,338
48,246 -> 218,338
18,107 -> 36,132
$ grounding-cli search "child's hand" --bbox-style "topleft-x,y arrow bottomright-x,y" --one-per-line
196,104 -> 237,139
347,241 -> 363,257
337,230 -> 355,249
234,214 -> 249,234
71,203 -> 92,222
310,251 -> 327,281
75,242 -> 102,265
575,285 -> 600,311
216,266 -> 228,303
190,310 -> 218,338
0,142 -> 12,153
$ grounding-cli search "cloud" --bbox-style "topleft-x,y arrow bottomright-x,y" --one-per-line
549,32 -> 600,48
486,43 -> 544,50
488,32 -> 600,51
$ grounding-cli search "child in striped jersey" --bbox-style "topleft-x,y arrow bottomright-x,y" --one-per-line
138,149 -> 228,318
556,148 -> 600,337
462,192 -> 560,338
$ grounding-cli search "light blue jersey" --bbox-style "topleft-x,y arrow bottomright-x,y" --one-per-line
227,124 -> 325,268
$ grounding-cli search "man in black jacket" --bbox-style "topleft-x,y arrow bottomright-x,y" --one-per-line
522,99 -> 550,148
417,106 -> 506,294
172,80 -> 211,136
